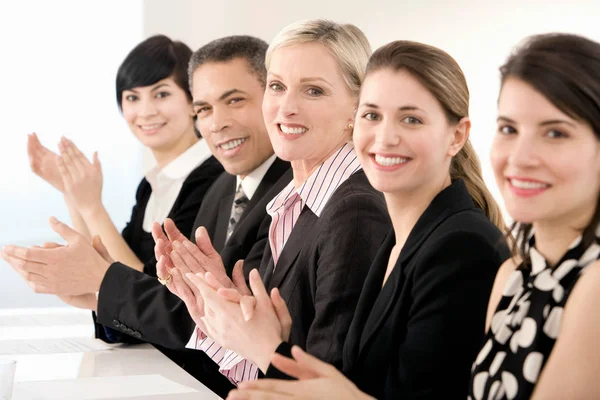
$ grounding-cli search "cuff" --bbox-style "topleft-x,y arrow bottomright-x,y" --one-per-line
264,342 -> 295,380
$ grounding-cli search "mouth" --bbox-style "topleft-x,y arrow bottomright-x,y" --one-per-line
138,123 -> 166,134
217,137 -> 248,151
371,153 -> 412,170
507,177 -> 551,196
278,123 -> 308,137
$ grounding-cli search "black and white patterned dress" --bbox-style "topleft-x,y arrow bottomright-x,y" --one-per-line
469,226 -> 600,399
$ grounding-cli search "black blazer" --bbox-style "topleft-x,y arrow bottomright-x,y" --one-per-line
95,157 -> 292,348
123,156 -> 224,276
260,170 -> 391,374
271,179 -> 509,400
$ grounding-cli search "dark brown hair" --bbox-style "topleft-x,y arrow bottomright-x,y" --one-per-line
500,33 -> 600,263
366,40 -> 505,231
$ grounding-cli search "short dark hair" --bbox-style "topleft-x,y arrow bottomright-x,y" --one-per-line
500,33 -> 600,263
116,35 -> 193,110
188,35 -> 269,88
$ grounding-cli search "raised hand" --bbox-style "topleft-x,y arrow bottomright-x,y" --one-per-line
27,133 -> 64,192
57,137 -> 103,216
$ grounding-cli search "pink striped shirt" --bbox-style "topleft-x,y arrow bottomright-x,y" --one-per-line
186,142 -> 361,385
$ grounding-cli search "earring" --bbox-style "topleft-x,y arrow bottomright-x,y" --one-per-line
348,123 -> 354,130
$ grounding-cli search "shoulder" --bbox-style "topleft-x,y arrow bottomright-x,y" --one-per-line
134,177 -> 151,202
320,170 -> 386,217
564,259 -> 600,318
184,156 -> 224,184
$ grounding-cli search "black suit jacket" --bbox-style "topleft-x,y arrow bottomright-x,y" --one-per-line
271,179 -> 509,399
260,170 -> 390,373
95,158 -> 292,348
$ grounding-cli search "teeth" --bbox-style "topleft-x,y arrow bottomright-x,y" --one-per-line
280,124 -> 308,135
141,124 -> 163,131
220,138 -> 247,150
374,154 -> 409,167
511,179 -> 549,189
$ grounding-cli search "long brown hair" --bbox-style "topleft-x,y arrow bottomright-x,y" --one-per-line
366,41 -> 505,231
500,33 -> 600,262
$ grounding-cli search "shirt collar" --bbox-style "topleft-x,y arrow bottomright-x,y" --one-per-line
145,138 -> 212,186
267,142 -> 361,217
236,154 -> 277,201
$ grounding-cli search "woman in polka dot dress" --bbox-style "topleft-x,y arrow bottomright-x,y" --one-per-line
469,33 -> 600,399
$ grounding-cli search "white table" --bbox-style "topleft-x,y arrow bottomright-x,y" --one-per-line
0,308 -> 222,400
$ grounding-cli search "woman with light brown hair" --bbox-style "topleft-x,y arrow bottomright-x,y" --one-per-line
196,39 -> 510,399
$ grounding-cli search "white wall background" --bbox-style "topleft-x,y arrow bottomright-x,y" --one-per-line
1,0 -> 599,308
0,0 -> 144,307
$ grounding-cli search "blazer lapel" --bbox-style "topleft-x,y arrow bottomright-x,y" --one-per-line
357,179 -> 476,354
213,189 -> 235,252
266,208 -> 317,291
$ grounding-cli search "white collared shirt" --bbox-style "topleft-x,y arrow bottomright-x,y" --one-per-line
236,153 -> 277,200
142,139 -> 212,232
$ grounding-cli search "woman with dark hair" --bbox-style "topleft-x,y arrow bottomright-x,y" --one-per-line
26,35 -> 222,305
467,33 -> 600,400
199,38 -> 509,400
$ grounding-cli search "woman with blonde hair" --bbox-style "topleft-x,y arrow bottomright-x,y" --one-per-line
216,39 -> 510,399
166,19 -> 390,385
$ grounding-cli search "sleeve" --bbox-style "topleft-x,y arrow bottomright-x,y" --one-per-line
94,262 -> 196,349
144,162 -> 222,276
383,231 -> 501,399
121,179 -> 149,247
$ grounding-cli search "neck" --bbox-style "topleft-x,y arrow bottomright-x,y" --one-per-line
152,131 -> 198,170
290,141 -> 346,188
532,206 -> 595,266
386,174 -> 452,251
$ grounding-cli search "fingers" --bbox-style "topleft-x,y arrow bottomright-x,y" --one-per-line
171,241 -> 202,275
204,271 -> 225,291
228,387 -> 294,399
1,252 -> 47,280
49,216 -> 81,244
194,226 -> 219,258
163,218 -> 185,242
216,288 -> 242,303
27,133 -> 40,170
232,259 -> 251,296
155,239 -> 174,269
271,288 -> 292,341
240,295 -> 257,322
290,346 -> 337,378
56,153 -> 72,184
236,380 -> 301,396
156,255 -> 171,282
92,151 -> 101,172
92,235 -> 113,263
248,269 -> 270,303
1,244 -> 54,265
59,138 -> 84,179
41,242 -> 62,249
269,352 -> 319,380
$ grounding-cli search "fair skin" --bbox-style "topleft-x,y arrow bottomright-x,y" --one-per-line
485,78 -> 600,399
262,42 -> 355,187
201,67 -> 469,396
192,58 -> 274,178
6,77 -> 198,307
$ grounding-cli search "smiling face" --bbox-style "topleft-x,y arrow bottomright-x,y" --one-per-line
191,58 -> 274,177
353,68 -> 469,195
121,77 -> 196,151
492,77 -> 600,226
262,42 -> 356,173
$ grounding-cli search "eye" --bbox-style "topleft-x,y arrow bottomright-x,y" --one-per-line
401,116 -> 422,124
125,94 -> 138,102
362,112 -> 381,121
498,125 -> 517,135
306,87 -> 324,97
195,106 -> 211,115
546,129 -> 568,139
228,97 -> 245,105
156,91 -> 171,99
269,82 -> 284,92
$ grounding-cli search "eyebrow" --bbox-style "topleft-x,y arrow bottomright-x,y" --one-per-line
497,115 -> 577,127
359,103 -> 427,114
193,88 -> 248,107
268,72 -> 333,87
123,83 -> 170,94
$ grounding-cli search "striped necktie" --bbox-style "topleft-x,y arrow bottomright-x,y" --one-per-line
225,184 -> 248,243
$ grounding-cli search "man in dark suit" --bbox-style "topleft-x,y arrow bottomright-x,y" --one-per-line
2,35 -> 291,397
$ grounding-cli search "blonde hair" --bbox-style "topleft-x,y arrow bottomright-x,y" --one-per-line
367,41 -> 506,231
266,19 -> 372,96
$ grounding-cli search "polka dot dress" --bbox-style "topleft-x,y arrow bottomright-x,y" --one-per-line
469,226 -> 600,400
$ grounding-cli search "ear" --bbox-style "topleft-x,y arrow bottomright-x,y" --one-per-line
448,117 -> 471,157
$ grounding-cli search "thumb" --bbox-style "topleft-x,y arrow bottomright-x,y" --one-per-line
232,260 -> 251,296
291,345 -> 337,378
93,151 -> 101,171
92,235 -> 113,263
195,226 -> 218,258
49,216 -> 80,244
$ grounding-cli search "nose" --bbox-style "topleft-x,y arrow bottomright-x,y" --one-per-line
278,91 -> 299,117
509,132 -> 540,168
210,107 -> 231,133
138,97 -> 158,117
373,119 -> 401,148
